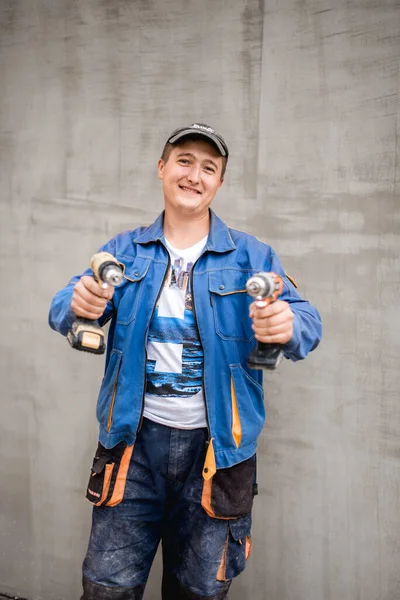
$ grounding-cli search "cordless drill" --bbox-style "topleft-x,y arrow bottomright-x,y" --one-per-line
246,272 -> 284,370
67,252 -> 124,354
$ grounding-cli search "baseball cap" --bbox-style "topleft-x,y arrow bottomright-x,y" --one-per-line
167,123 -> 229,157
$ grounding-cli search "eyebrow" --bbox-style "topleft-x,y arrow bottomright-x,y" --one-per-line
176,152 -> 219,170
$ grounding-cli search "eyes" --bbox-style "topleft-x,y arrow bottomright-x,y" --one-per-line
177,158 -> 216,175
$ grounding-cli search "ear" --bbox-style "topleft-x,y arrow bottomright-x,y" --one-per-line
218,177 -> 224,188
158,158 -> 165,180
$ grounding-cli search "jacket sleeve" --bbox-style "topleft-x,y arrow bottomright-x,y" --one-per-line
269,250 -> 322,361
48,238 -> 116,337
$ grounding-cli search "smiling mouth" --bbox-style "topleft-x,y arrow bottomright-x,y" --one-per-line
179,185 -> 201,195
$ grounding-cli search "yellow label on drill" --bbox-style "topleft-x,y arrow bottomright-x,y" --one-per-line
81,331 -> 102,350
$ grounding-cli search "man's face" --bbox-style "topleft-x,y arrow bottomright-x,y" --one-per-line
158,139 -> 224,217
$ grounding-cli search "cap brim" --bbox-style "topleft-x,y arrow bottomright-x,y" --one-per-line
168,129 -> 228,157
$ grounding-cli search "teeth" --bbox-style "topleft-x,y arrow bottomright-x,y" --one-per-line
181,186 -> 199,194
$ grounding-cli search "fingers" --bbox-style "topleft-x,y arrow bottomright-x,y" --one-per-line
80,276 -> 114,300
71,276 -> 114,319
253,325 -> 293,345
249,300 -> 294,344
249,299 -> 287,319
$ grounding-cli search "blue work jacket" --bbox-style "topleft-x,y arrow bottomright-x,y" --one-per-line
49,210 -> 322,470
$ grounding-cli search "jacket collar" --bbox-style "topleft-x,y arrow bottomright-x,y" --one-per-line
133,209 -> 236,254
205,210 -> 236,253
133,211 -> 164,244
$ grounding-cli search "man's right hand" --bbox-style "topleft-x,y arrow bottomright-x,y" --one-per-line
71,276 -> 114,320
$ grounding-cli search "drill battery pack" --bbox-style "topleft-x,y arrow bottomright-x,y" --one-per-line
67,318 -> 105,354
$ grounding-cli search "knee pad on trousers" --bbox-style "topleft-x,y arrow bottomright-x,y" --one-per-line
81,575 -> 145,600
162,571 -> 231,600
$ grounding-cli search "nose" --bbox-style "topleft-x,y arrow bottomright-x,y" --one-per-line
187,164 -> 201,184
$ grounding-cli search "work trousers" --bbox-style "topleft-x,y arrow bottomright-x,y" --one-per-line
81,418 -> 252,599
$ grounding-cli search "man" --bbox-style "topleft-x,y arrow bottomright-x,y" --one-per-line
49,123 -> 322,600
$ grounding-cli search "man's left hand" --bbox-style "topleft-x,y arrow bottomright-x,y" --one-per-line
249,300 -> 294,345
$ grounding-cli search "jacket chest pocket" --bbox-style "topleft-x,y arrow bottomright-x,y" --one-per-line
115,257 -> 151,325
209,271 -> 255,342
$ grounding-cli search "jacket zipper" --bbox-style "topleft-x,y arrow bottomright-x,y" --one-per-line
190,257 -> 211,439
136,254 -> 171,434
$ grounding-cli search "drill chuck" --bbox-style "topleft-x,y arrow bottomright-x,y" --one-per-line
246,272 -> 281,300
98,263 -> 124,287
90,252 -> 124,287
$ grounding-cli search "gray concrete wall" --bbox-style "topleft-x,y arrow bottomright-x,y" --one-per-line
0,1 -> 399,599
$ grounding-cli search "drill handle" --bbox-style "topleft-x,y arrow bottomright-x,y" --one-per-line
247,341 -> 283,371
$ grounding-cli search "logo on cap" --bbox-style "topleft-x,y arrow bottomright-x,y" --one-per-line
192,123 -> 215,134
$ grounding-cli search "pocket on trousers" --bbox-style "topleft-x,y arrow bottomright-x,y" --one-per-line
201,454 -> 257,520
216,513 -> 252,582
86,441 -> 133,507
